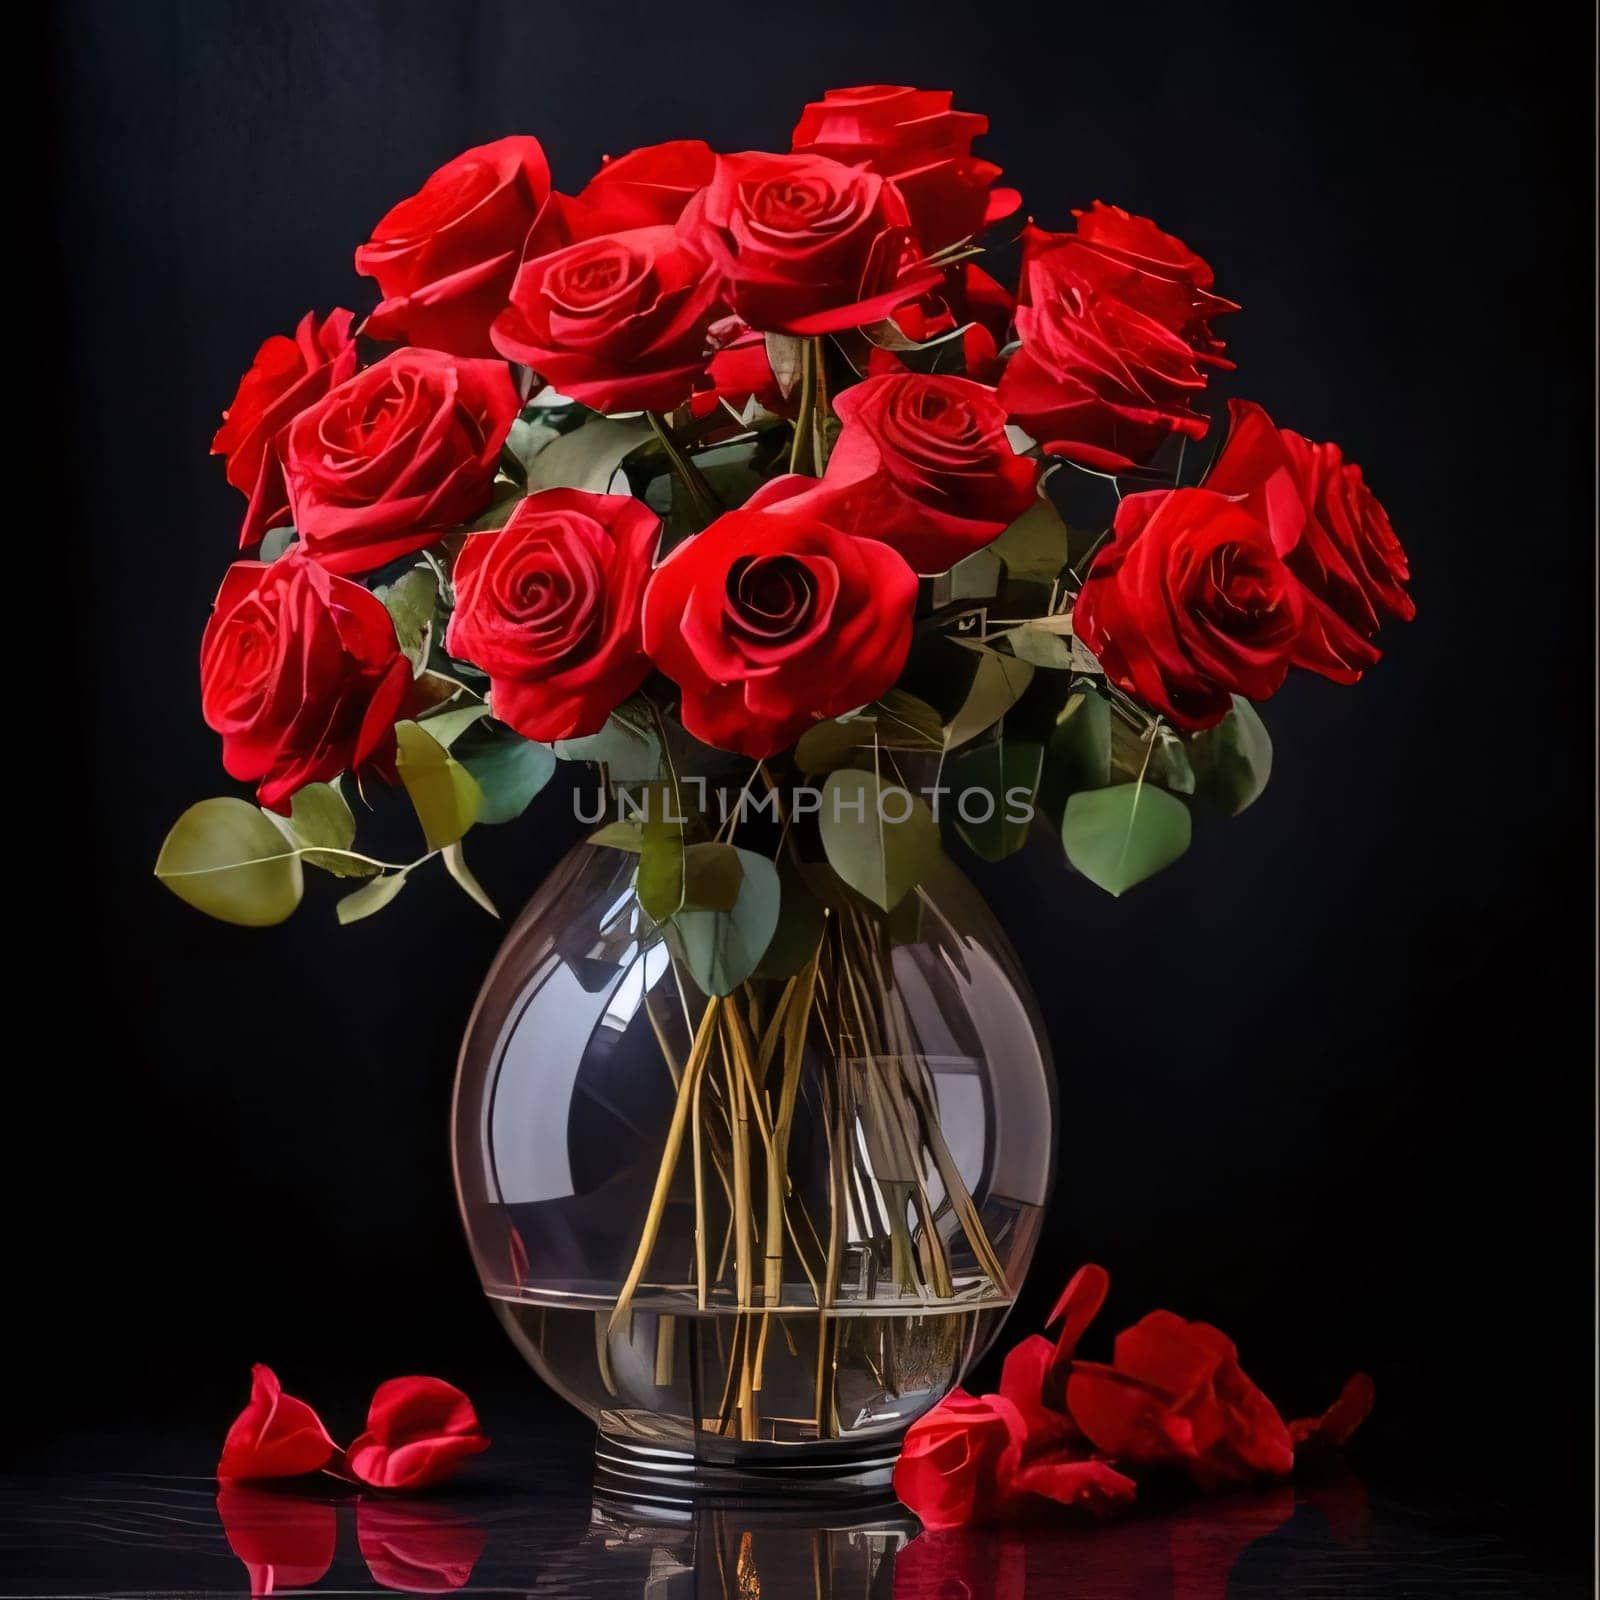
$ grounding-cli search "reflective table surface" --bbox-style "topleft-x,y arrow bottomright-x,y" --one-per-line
4,1418 -> 1589,1598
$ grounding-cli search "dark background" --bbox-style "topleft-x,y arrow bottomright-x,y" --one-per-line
30,0 -> 1593,1527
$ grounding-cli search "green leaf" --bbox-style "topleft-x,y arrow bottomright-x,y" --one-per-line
1040,692 -> 1113,818
943,651 -> 1035,751
454,726 -> 555,823
1003,620 -> 1077,670
754,861 -> 827,979
335,871 -> 409,925
503,413 -> 565,480
442,841 -> 499,918
378,566 -> 438,672
1188,696 -> 1274,815
418,703 -> 489,749
632,780 -> 686,922
793,690 -> 942,775
682,841 -> 744,912
394,720 -> 482,850
991,496 -> 1070,584
1061,783 -> 1191,897
553,707 -> 662,780
588,820 -> 644,852
282,781 -> 372,878
1110,718 -> 1195,794
819,768 -> 942,912
947,738 -> 1043,862
259,526 -> 296,561
525,415 -> 651,493
155,799 -> 304,927
667,847 -> 781,996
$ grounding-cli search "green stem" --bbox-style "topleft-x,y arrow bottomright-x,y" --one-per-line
646,411 -> 721,525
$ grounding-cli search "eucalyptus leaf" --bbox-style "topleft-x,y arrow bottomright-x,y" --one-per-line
754,861 -> 827,979
1188,696 -> 1273,815
667,847 -> 781,996
379,567 -> 438,671
764,333 -> 807,398
633,780 -> 686,922
1061,783 -> 1191,897
1004,623 -> 1077,671
1039,691 -> 1113,819
442,841 -> 499,918
819,769 -> 942,912
991,497 -> 1070,584
154,799 -> 304,927
943,652 -> 1036,751
285,782 -> 373,878
947,739 -> 1043,862
503,413 -> 564,480
455,726 -> 556,823
419,702 -> 490,749
553,708 -> 662,781
525,415 -> 651,493
394,720 -> 482,850
335,871 -> 409,925
588,820 -> 644,852
259,526 -> 296,561
682,841 -> 744,913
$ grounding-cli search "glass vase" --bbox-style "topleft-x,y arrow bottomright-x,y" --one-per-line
452,841 -> 1056,1494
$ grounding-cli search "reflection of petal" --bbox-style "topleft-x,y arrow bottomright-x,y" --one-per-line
1166,1486 -> 1296,1600
356,1499 -> 487,1593
215,1486 -> 338,1595
1304,1465 -> 1371,1548
893,1527 -> 1026,1600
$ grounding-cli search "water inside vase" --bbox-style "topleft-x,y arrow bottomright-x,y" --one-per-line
489,1287 -> 1012,1450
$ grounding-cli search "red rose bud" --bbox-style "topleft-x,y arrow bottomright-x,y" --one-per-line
357,136 -> 552,357
641,481 -> 918,758
791,84 -> 1020,252
216,1364 -> 337,1482
345,1376 -> 490,1492
892,1388 -> 1020,1531
212,309 -> 358,550
821,371 -> 1038,573
999,214 -> 1233,473
200,549 -> 412,813
492,226 -> 724,415
679,150 -> 943,336
1072,488 -> 1302,731
1066,1309 -> 1295,1492
445,489 -> 660,742
1207,399 -> 1411,684
284,348 -> 519,575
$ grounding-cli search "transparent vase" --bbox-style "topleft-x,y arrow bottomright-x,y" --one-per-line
452,841 -> 1056,1495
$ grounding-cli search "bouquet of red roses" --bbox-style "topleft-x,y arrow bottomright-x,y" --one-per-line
158,83 -> 1411,947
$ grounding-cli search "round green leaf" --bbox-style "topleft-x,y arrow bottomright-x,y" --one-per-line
1188,697 -> 1274,816
667,848 -> 781,996
948,738 -> 1043,862
455,725 -> 555,823
394,720 -> 482,850
335,871 -> 409,925
1061,783 -> 1191,898
819,768 -> 942,912
155,799 -> 304,927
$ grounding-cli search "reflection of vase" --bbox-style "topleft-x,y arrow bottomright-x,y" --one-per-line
453,842 -> 1057,1491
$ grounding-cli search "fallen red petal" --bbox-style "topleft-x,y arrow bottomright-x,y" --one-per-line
344,1376 -> 490,1492
1290,1372 -> 1376,1449
217,1364 -> 337,1483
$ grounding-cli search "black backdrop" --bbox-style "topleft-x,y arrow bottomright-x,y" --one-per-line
31,0 -> 1594,1514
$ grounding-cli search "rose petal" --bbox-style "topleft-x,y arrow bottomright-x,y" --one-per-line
345,1376 -> 490,1492
217,1365 -> 336,1482
1289,1372 -> 1375,1450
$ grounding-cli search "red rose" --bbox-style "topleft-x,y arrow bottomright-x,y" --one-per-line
1066,1309 -> 1294,1492
445,489 -> 660,741
200,548 -> 412,812
356,136 -> 552,357
212,309 -> 358,549
574,139 -> 715,229
641,485 -> 917,757
821,372 -> 1038,572
1207,400 -> 1412,683
491,226 -> 723,414
690,327 -> 792,421
998,217 -> 1232,473
345,1376 -> 490,1492
1072,488 -> 1303,730
791,84 -> 1020,251
679,151 -> 942,336
217,1364 -> 336,1482
893,1388 -> 1019,1530
284,348 -> 519,576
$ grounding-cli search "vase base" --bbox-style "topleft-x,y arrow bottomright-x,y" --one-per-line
592,1429 -> 901,1509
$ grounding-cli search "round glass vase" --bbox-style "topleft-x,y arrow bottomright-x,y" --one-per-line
452,841 -> 1056,1496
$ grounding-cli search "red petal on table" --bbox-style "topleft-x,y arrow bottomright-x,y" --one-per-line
217,1364 -> 337,1482
1046,1264 -> 1110,1363
215,1486 -> 337,1594
345,1376 -> 490,1491
356,1499 -> 488,1592
1007,1453 -> 1137,1519
1290,1372 -> 1376,1449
